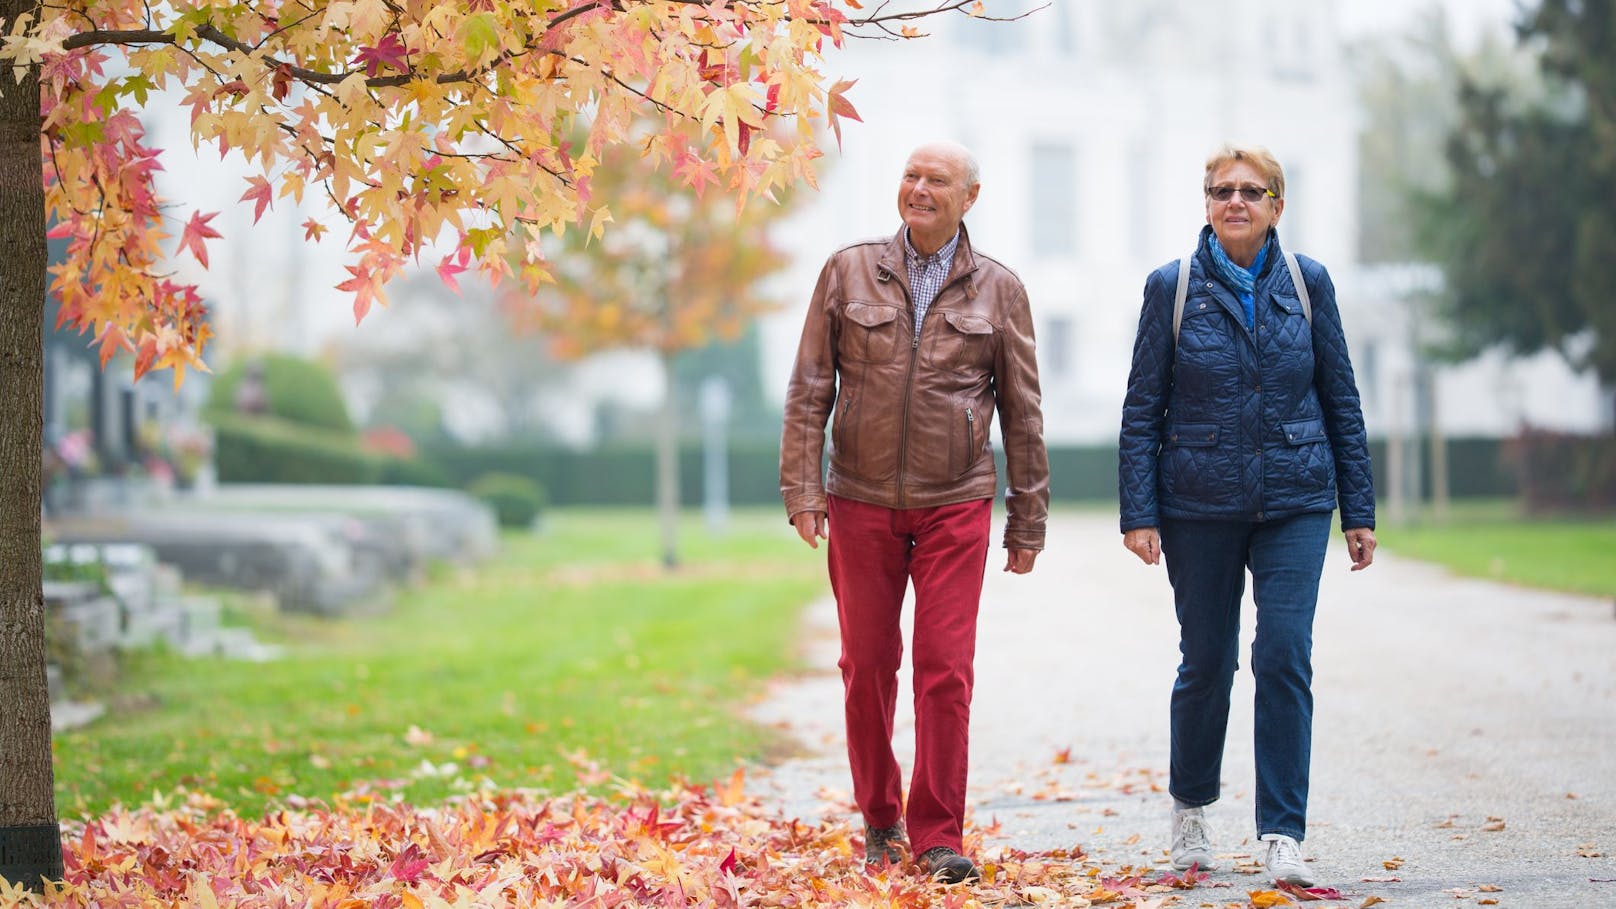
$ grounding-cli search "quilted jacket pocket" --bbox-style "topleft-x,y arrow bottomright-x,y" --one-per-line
1281,417 -> 1327,445
1168,423 -> 1220,447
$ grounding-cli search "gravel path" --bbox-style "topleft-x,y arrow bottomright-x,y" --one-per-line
748,511 -> 1616,908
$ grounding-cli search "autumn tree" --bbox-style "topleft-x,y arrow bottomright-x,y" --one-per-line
505,119 -> 795,568
0,0 -> 1005,889
1417,0 -> 1616,413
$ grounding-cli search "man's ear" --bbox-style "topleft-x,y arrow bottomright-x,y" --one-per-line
964,183 -> 981,212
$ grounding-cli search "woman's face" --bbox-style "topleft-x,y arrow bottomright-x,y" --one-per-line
1204,160 -> 1283,262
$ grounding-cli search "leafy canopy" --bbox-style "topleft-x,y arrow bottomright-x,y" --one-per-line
1419,0 -> 1616,385
0,0 -> 994,383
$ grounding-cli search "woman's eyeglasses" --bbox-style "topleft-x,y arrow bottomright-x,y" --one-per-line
1206,185 -> 1276,203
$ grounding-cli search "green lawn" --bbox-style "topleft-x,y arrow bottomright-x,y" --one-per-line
1378,500 -> 1616,597
53,508 -> 825,819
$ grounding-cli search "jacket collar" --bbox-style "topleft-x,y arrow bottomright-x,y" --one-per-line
876,223 -> 981,300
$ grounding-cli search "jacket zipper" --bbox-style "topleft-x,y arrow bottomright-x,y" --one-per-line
964,406 -> 975,477
889,261 -> 974,507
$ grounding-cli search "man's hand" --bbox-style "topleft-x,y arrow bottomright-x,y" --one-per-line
792,511 -> 828,549
1345,527 -> 1376,571
1004,548 -> 1038,574
1123,527 -> 1161,565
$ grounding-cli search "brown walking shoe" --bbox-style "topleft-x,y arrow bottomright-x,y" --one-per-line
918,845 -> 980,884
863,822 -> 908,866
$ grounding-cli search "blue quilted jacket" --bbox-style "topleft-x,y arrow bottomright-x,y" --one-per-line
1119,227 -> 1375,532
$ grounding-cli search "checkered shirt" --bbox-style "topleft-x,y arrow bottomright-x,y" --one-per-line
904,228 -> 960,340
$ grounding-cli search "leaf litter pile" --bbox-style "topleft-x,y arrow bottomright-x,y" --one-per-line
7,771 -> 1368,908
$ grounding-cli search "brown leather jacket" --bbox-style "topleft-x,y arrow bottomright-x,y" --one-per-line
780,226 -> 1049,550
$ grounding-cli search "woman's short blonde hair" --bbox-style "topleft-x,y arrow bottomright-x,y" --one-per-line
1204,144 -> 1286,199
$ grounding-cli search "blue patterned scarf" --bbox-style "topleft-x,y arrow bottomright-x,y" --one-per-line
1207,232 -> 1269,330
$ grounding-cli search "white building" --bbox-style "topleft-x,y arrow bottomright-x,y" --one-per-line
760,0 -> 1608,447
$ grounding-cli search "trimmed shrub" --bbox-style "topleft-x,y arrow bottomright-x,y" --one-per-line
1503,428 -> 1616,514
207,355 -> 355,433
212,414 -> 381,484
469,472 -> 548,528
377,456 -> 451,488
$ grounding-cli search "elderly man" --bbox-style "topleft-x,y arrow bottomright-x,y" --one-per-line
779,141 -> 1049,883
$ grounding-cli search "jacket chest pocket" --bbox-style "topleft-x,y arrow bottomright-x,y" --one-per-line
1265,293 -> 1312,348
925,310 -> 995,372
1176,292 -> 1229,353
840,301 -> 904,363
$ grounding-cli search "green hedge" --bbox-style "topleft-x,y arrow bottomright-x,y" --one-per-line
213,415 -> 382,484
206,355 -> 355,433
425,436 -> 1528,507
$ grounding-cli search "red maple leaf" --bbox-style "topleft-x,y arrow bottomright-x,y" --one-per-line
337,264 -> 382,323
352,33 -> 409,77
271,64 -> 294,101
388,843 -> 430,884
240,176 -> 273,223
826,78 -> 861,151
178,210 -> 222,267
1277,880 -> 1349,901
674,153 -> 720,198
436,247 -> 471,293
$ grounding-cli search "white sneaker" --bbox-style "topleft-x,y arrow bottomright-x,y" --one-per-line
1261,833 -> 1316,887
1170,806 -> 1217,871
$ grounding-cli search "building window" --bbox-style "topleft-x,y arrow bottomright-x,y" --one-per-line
1129,137 -> 1154,258
1044,315 -> 1073,378
1054,2 -> 1077,55
1030,142 -> 1077,258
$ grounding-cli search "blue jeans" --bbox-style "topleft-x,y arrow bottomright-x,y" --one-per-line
1159,511 -> 1332,841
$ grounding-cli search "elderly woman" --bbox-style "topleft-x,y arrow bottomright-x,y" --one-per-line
1117,144 -> 1377,887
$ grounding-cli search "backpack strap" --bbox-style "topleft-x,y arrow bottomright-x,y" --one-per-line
1283,251 -> 1312,324
1172,254 -> 1192,345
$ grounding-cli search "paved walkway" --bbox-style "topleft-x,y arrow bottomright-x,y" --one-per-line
750,511 -> 1616,908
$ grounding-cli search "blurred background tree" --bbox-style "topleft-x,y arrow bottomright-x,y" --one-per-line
1415,0 -> 1616,412
505,122 -> 799,568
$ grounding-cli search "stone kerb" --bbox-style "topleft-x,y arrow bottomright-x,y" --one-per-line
204,484 -> 500,564
48,513 -> 371,615
43,541 -> 282,730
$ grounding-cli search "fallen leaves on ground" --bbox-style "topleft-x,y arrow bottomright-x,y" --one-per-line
1276,880 -> 1347,901
1,775 -> 1236,908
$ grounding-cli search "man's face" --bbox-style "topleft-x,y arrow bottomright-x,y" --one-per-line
897,147 -> 979,251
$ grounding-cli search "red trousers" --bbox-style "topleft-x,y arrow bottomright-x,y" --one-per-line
826,494 -> 991,856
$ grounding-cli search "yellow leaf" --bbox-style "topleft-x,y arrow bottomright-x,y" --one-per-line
1249,891 -> 1293,908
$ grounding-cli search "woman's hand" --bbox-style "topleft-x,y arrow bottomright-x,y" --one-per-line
1123,527 -> 1161,565
1345,527 -> 1376,571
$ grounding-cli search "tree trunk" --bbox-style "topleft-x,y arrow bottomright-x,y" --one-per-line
0,0 -> 62,888
656,349 -> 679,570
